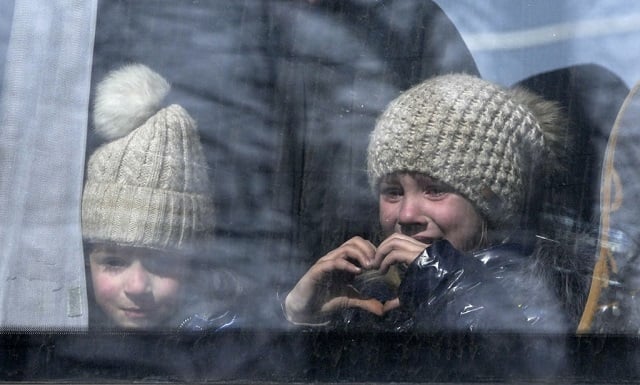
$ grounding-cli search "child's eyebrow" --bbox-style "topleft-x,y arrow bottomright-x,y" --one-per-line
412,174 -> 437,185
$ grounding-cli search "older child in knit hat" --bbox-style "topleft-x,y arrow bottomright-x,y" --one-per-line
284,74 -> 589,332
83,64 -> 238,330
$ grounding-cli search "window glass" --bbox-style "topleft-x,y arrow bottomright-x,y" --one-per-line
1,0 -> 639,383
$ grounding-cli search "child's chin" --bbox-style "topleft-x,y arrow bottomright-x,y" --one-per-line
113,315 -> 163,330
118,321 -> 158,330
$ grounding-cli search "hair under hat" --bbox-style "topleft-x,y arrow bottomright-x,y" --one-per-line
367,73 -> 566,228
82,63 -> 215,253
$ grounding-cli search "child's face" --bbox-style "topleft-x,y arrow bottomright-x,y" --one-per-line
378,173 -> 483,251
89,244 -> 187,329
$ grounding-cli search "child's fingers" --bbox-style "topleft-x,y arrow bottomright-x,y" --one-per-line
308,256 -> 363,278
377,233 -> 429,254
342,236 -> 377,264
383,297 -> 401,313
319,237 -> 376,269
378,250 -> 416,273
374,234 -> 428,272
284,237 -> 379,323
291,256 -> 367,310
321,296 -> 384,316
286,258 -> 366,323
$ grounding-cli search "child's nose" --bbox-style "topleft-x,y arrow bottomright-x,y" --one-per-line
398,193 -> 424,224
124,262 -> 151,295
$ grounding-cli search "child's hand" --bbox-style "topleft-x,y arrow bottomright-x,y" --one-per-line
374,233 -> 431,273
284,234 -> 431,324
284,236 -> 384,324
372,233 -> 431,312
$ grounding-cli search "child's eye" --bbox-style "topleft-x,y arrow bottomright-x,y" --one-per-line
380,185 -> 403,201
423,184 -> 452,199
100,256 -> 129,271
424,187 -> 446,197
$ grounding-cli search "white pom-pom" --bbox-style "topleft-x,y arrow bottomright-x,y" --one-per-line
93,63 -> 170,140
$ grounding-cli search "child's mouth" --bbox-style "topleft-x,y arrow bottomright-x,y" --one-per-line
123,307 -> 153,319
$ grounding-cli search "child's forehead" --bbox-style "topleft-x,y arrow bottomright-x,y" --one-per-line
89,243 -> 181,260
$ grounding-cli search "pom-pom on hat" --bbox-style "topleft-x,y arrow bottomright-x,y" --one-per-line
82,63 -> 215,253
367,73 -> 566,228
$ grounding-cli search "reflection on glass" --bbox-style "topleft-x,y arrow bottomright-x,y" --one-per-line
1,0 -> 640,382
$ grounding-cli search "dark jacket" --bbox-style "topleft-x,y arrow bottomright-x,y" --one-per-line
334,235 -> 590,333
398,239 -> 570,333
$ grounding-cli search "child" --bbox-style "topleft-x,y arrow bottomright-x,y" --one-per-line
284,74 -> 590,332
82,63 -> 238,331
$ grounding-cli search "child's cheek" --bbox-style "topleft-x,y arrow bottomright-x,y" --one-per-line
378,202 -> 397,236
91,271 -> 121,304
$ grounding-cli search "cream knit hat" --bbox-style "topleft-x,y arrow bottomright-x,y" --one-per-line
82,64 -> 214,253
367,74 -> 565,228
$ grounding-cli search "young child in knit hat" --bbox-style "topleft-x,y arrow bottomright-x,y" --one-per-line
284,73 -> 590,332
82,64 -> 238,330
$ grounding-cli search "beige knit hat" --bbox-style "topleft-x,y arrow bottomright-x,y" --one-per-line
82,63 -> 215,253
367,73 -> 566,228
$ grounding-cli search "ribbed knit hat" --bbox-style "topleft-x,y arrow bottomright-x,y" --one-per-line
367,74 -> 565,228
82,63 -> 215,253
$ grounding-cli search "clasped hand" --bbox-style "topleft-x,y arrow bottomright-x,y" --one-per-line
284,234 -> 429,325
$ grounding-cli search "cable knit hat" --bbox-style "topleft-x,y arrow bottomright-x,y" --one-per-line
367,73 -> 565,228
82,63 -> 215,253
